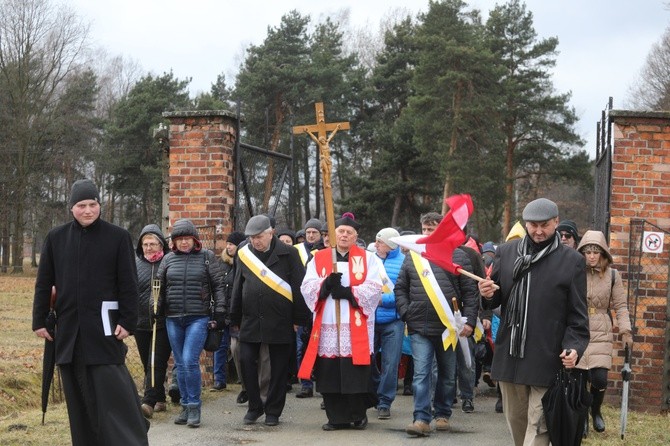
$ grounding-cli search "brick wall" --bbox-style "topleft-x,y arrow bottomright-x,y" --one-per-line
608,110 -> 670,412
162,110 -> 237,257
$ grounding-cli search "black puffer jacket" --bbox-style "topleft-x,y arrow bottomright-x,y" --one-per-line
135,224 -> 169,331
158,219 -> 225,321
395,248 -> 478,337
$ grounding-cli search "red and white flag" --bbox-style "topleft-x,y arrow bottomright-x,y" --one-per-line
391,194 -> 473,275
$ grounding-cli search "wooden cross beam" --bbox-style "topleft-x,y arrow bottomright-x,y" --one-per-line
292,102 -> 350,253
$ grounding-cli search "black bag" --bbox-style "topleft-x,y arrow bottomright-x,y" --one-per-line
202,255 -> 222,352
204,327 -> 223,352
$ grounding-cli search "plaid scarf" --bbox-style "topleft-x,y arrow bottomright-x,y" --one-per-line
506,233 -> 560,358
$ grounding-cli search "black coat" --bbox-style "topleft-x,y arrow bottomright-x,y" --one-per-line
33,218 -> 139,366
158,247 -> 225,319
230,237 -> 310,344
135,224 -> 169,331
395,248 -> 478,337
484,238 -> 589,387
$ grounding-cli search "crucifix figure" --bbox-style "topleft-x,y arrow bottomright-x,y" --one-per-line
292,102 -> 350,261
293,103 -> 350,345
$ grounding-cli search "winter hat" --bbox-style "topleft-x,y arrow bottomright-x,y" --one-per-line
481,241 -> 496,254
304,218 -> 322,231
522,198 -> 558,222
245,215 -> 272,236
69,179 -> 100,207
376,227 -> 400,250
226,231 -> 246,246
276,228 -> 296,243
556,220 -> 579,241
335,212 -> 360,231
170,219 -> 199,239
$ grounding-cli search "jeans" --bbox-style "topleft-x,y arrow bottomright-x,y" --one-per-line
166,315 -> 208,406
456,336 -> 475,400
213,326 -> 231,384
410,333 -> 456,423
295,325 -> 313,390
371,320 -> 404,409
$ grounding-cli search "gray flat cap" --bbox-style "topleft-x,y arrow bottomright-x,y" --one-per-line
522,198 -> 558,222
245,215 -> 272,236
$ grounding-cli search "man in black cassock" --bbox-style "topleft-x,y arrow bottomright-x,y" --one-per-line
32,179 -> 148,446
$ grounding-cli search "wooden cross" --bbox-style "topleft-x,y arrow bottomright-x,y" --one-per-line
292,102 -> 350,255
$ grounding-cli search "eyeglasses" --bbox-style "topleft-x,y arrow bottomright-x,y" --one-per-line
142,242 -> 160,248
559,232 -> 573,239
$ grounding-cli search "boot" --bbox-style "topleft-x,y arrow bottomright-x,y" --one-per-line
187,404 -> 201,428
174,405 -> 188,425
590,386 -> 606,433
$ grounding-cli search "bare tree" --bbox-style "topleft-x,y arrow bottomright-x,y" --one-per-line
0,0 -> 88,272
627,27 -> 670,110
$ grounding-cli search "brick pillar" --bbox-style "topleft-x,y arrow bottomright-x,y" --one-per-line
163,110 -> 237,256
608,110 -> 670,412
163,110 -> 237,387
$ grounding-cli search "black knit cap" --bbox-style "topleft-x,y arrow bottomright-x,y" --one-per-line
556,220 -> 579,240
226,231 -> 246,246
69,179 -> 100,207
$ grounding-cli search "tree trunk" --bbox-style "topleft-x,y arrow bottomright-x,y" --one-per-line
442,86 -> 462,215
502,134 -> 515,238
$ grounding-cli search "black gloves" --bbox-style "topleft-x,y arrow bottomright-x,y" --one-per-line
331,285 -> 359,309
319,272 -> 342,300
210,312 -> 226,330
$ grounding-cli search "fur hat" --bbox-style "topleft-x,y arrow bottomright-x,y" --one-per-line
376,227 -> 400,250
522,198 -> 558,222
69,179 -> 100,207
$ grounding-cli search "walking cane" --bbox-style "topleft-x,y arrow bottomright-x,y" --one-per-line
151,279 -> 161,388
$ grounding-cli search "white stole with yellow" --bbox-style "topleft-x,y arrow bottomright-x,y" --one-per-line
238,244 -> 292,302
410,251 -> 462,351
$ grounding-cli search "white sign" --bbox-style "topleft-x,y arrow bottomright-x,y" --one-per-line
642,231 -> 664,254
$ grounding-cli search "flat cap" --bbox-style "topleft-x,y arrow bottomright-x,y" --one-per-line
522,198 -> 558,222
245,215 -> 272,236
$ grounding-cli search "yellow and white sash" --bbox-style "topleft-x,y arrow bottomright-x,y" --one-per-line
294,243 -> 310,266
238,245 -> 293,302
379,265 -> 393,294
474,318 -> 485,343
410,251 -> 458,350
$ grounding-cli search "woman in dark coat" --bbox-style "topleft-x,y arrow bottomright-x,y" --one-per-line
134,224 -> 172,418
158,219 -> 225,428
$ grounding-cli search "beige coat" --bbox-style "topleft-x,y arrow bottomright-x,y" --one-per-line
576,230 -> 632,370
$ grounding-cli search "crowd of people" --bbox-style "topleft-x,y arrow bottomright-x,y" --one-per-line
31,179 -> 633,446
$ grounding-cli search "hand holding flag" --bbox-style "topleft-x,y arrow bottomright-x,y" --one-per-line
391,194 -> 498,289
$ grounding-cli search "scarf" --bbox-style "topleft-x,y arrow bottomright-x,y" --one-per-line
145,251 -> 164,263
506,233 -> 560,358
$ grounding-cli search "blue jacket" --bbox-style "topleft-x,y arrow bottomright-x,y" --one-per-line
375,247 -> 405,324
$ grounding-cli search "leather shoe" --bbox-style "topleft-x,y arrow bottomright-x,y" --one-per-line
154,402 -> 167,413
210,381 -> 226,391
322,422 -> 349,431
264,415 -> 279,426
243,409 -> 264,425
236,390 -> 248,404
296,387 -> 313,398
352,415 -> 368,430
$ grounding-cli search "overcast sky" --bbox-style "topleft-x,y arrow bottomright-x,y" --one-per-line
67,0 -> 669,158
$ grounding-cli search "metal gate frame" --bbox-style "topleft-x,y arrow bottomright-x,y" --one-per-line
594,97 -> 613,237
627,218 -> 670,409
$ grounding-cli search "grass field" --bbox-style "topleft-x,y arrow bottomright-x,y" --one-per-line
0,274 -> 668,445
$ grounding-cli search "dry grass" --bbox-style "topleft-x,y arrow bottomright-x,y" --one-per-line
0,274 -> 668,445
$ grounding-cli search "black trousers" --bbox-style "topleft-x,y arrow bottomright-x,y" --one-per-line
240,341 -> 291,417
59,339 -> 148,446
135,327 -> 172,406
